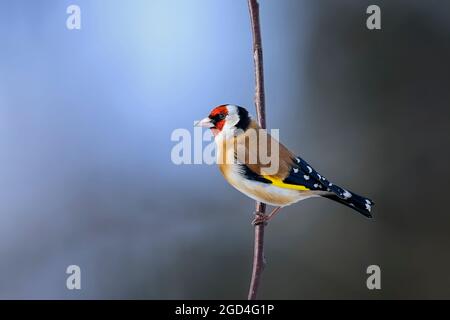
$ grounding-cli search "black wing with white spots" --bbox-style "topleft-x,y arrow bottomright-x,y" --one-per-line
285,156 -> 374,218
282,156 -> 329,192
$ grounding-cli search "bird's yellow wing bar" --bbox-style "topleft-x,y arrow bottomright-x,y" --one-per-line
263,176 -> 310,191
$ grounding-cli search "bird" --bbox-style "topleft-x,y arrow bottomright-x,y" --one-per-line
195,104 -> 374,225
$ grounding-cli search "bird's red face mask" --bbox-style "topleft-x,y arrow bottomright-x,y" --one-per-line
195,105 -> 228,136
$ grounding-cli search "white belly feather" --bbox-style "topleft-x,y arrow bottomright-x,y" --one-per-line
225,164 -> 319,207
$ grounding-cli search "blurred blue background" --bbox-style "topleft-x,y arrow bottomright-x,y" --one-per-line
0,0 -> 449,299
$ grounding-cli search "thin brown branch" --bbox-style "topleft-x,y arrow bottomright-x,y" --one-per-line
247,0 -> 267,301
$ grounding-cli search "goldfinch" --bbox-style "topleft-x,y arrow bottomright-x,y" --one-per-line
195,104 -> 374,224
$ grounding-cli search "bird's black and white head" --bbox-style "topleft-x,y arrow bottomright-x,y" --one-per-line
195,104 -> 251,137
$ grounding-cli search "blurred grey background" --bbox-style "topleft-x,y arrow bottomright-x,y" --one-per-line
0,0 -> 449,299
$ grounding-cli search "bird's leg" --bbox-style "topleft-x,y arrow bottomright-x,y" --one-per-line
252,211 -> 268,226
252,207 -> 282,225
267,206 -> 282,221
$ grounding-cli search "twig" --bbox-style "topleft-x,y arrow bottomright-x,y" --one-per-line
247,0 -> 267,301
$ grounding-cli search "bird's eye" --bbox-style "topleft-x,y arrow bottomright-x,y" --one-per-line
210,113 -> 226,124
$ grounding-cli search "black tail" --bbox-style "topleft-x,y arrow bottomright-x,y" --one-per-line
323,189 -> 374,218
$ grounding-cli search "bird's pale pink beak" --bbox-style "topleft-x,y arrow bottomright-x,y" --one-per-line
195,117 -> 214,128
